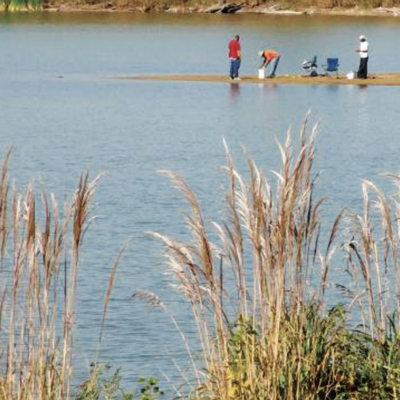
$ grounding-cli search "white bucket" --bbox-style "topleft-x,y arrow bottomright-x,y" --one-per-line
258,68 -> 265,79
346,71 -> 355,80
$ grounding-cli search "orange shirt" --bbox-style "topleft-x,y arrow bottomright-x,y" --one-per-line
262,49 -> 279,61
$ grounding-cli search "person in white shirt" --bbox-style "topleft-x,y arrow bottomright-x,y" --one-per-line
356,35 -> 369,79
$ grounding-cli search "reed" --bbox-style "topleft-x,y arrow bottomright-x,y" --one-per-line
344,174 -> 400,340
150,118 -> 400,399
0,150 -> 122,399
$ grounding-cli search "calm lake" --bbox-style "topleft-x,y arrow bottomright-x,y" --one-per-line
1,11 -> 400,394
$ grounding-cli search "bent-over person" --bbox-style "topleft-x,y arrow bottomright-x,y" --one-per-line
259,49 -> 280,78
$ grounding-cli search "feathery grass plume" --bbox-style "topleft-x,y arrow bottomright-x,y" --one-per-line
62,172 -> 102,399
133,289 -> 200,386
150,169 -> 229,396
344,173 -> 400,341
345,181 -> 382,339
0,150 -> 122,399
0,148 -> 12,266
220,138 -> 246,318
151,119 -> 351,399
380,173 -> 400,334
99,243 -> 128,346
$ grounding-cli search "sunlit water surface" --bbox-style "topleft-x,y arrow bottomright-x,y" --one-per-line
1,11 -> 400,394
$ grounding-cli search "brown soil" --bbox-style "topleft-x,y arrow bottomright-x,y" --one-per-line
43,6 -> 400,17
37,0 -> 400,17
119,73 -> 400,86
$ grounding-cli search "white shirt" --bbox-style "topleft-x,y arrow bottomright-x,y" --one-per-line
360,41 -> 369,58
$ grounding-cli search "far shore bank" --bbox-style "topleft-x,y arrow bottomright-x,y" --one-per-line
3,1 -> 400,18
36,6 -> 400,18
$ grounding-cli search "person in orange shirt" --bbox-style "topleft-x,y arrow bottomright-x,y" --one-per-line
259,49 -> 280,78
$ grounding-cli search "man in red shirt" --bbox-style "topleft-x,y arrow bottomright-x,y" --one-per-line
228,35 -> 241,80
259,49 -> 280,78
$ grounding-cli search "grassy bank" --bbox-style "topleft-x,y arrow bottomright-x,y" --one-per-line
142,117 -> 400,399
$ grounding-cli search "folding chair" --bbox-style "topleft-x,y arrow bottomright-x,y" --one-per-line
323,58 -> 339,77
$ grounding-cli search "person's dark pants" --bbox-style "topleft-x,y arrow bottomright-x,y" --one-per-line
230,58 -> 240,79
357,57 -> 368,79
269,55 -> 280,77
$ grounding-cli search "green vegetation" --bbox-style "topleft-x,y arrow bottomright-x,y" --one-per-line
2,0 -> 41,11
136,377 -> 164,400
146,116 -> 400,399
75,363 -> 133,399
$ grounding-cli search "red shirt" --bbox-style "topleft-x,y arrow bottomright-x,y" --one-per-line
262,49 -> 279,61
228,39 -> 241,59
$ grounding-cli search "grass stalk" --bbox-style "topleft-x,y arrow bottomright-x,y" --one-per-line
0,151 -> 122,399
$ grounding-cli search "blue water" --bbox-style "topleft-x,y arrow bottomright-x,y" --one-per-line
1,11 -> 400,395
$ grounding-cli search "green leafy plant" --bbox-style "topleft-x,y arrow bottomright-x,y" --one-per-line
137,377 -> 164,400
74,363 -> 134,400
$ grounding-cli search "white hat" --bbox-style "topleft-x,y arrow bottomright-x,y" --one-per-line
258,51 -> 263,57
359,35 -> 366,40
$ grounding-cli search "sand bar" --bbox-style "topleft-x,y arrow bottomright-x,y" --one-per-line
120,73 -> 400,86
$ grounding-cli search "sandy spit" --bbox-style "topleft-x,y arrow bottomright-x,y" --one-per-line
118,73 -> 400,86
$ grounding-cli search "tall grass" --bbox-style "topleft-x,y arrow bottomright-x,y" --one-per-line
0,150 -> 122,399
148,118 -> 400,399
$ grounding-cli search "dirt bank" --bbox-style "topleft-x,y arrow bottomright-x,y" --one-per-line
35,0 -> 400,17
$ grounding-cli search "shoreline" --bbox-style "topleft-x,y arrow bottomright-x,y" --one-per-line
50,7 -> 400,18
5,3 -> 400,18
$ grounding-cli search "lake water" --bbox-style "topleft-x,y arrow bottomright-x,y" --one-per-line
1,11 -> 400,395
